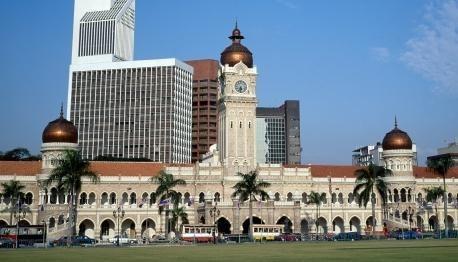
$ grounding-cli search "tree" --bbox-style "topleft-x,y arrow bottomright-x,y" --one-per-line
353,164 -> 390,236
423,186 -> 445,234
0,148 -> 30,160
150,170 -> 186,235
427,154 -> 455,237
231,170 -> 271,241
1,180 -> 26,224
45,150 -> 99,245
170,206 -> 189,233
308,191 -> 326,237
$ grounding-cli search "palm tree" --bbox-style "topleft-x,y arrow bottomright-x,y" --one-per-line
45,150 -> 99,244
231,170 -> 271,241
353,164 -> 390,236
427,155 -> 455,237
170,206 -> 189,233
423,186 -> 445,234
308,191 -> 326,237
150,170 -> 186,235
1,180 -> 26,224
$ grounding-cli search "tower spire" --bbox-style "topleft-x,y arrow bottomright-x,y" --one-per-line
394,115 -> 398,128
60,103 -> 64,118
235,19 -> 238,30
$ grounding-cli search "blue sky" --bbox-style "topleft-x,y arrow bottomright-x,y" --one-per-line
1,0 -> 457,165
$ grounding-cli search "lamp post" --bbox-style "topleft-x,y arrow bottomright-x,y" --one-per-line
209,201 -> 220,244
408,206 -> 412,231
113,205 -> 125,246
41,219 -> 47,248
13,198 -> 27,248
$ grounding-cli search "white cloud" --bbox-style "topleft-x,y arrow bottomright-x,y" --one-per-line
401,0 -> 458,95
370,47 -> 390,62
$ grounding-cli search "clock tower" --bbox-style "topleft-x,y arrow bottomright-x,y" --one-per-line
218,24 -> 258,169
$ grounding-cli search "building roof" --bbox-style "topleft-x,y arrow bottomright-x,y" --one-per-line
185,59 -> 218,80
0,161 -> 41,176
89,161 -> 164,177
413,166 -> 458,178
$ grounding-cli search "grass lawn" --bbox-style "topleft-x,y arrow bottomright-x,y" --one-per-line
2,239 -> 458,262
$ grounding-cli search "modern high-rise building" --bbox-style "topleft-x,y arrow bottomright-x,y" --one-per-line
256,100 -> 301,164
68,0 -> 193,162
185,60 -> 219,162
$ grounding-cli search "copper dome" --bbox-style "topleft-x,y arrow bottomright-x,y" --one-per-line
220,24 -> 253,68
382,118 -> 412,150
42,107 -> 78,144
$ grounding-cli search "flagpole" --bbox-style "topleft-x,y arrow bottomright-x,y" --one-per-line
328,176 -> 333,234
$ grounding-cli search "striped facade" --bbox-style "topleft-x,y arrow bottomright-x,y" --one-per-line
69,60 -> 193,163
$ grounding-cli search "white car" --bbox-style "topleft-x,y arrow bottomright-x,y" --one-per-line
109,235 -> 138,244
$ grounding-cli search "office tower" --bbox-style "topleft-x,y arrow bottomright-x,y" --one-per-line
256,100 -> 301,164
185,60 -> 219,162
68,0 -> 193,162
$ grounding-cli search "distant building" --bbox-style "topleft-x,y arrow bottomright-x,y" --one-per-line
68,0 -> 192,162
185,60 -> 219,163
256,100 -> 301,164
427,141 -> 458,164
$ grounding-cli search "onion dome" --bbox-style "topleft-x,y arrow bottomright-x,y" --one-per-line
220,22 -> 253,68
42,105 -> 78,143
382,117 -> 412,150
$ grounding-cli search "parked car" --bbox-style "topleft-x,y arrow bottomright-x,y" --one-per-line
52,235 -> 96,246
109,235 -> 138,245
332,232 -> 362,241
0,237 -> 14,248
275,233 -> 300,241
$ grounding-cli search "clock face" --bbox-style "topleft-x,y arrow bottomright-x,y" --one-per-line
234,80 -> 247,93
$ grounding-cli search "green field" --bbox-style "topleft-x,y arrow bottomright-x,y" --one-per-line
2,240 -> 458,262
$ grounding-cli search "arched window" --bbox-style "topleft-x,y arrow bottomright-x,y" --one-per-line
274,192 -> 280,201
130,192 -> 136,204
394,189 -> 399,203
248,122 -> 251,128
417,193 -> 422,203
101,192 -> 108,205
230,121 -> 233,128
400,189 -> 406,203
122,192 -> 128,205
50,188 -> 58,204
287,192 -> 293,202
110,193 -> 116,205
302,193 -> 307,204
239,122 -> 242,128
199,192 -> 205,203
348,193 -> 354,203
214,192 -> 220,202
321,193 -> 327,204
338,193 -> 343,204
332,193 -> 337,204
184,192 -> 191,206
25,193 -> 33,205
79,192 -> 87,205
448,193 -> 453,204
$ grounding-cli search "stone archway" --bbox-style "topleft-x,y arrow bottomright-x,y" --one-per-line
276,216 -> 293,233
79,219 -> 95,238
300,219 -> 309,234
349,216 -> 361,233
121,219 -> 136,239
429,216 -> 438,231
217,217 -> 231,234
0,220 -> 8,227
141,219 -> 156,239
18,220 -> 30,226
242,216 -> 264,234
316,217 -> 327,234
446,215 -> 455,231
333,217 -> 344,234
100,219 -> 115,241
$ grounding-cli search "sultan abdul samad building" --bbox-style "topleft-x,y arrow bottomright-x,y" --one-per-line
1,0 -> 458,242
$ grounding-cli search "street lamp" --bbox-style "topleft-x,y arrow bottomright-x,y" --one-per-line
113,205 -> 125,246
408,206 -> 412,231
41,219 -> 47,248
209,201 -> 220,244
13,198 -> 27,248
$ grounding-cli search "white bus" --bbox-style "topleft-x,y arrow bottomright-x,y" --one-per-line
181,224 -> 217,243
252,224 -> 284,241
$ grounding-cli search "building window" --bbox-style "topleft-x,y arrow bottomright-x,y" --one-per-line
239,122 -> 242,128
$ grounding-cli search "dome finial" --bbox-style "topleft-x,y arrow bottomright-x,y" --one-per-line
394,115 -> 398,128
235,19 -> 238,30
60,103 -> 64,119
